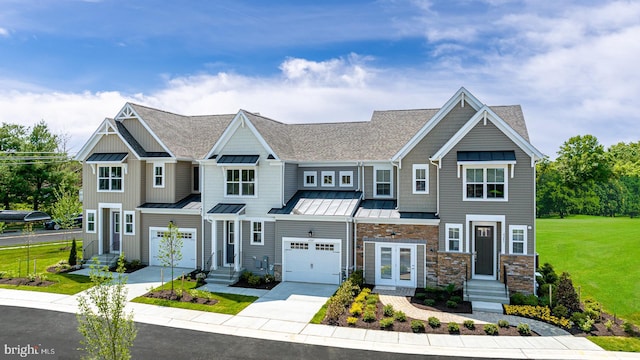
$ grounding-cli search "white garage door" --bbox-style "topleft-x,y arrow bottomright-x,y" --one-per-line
149,227 -> 197,269
283,237 -> 341,285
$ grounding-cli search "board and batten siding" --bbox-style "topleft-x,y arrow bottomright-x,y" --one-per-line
438,120 -> 536,255
121,118 -> 166,153
146,162 -> 174,203
398,101 -> 477,212
364,242 -> 375,284
274,220 -> 351,270
283,163 -> 298,204
202,125 -> 283,217
241,221 -> 276,274
141,213 -> 202,267
174,161 -> 193,201
296,166 -> 359,191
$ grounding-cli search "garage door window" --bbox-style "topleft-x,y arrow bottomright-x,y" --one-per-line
289,242 -> 309,250
316,243 -> 334,251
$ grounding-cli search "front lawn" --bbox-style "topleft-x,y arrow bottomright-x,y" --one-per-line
131,279 -> 257,315
588,336 -> 640,352
537,215 -> 640,324
0,240 -> 93,294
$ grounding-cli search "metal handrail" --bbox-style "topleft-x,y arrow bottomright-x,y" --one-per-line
82,239 -> 98,262
204,251 -> 214,271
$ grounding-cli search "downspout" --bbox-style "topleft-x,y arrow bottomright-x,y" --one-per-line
281,161 -> 285,206
200,160 -> 205,270
395,159 -> 401,209
345,219 -> 350,281
353,218 -> 358,273
362,162 -> 366,198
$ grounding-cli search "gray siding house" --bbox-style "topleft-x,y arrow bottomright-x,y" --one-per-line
76,87 -> 542,300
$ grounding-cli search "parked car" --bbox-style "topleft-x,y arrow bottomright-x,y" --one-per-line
44,214 -> 82,230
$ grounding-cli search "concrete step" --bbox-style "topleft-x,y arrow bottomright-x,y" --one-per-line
472,301 -> 505,313
465,279 -> 507,290
85,254 -> 119,268
464,279 -> 509,304
466,288 -> 507,297
467,294 -> 509,304
206,267 -> 243,285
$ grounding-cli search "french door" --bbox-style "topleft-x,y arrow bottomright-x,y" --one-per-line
375,243 -> 416,287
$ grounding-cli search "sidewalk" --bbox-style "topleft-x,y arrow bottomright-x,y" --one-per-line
0,285 -> 637,359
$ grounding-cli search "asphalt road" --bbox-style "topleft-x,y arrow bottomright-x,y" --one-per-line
0,306 -> 492,360
0,229 -> 81,247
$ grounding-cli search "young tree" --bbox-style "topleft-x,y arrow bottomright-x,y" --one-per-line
157,221 -> 183,294
77,254 -> 137,360
50,186 -> 82,247
69,238 -> 78,267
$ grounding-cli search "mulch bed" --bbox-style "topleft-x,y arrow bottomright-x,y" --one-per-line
0,277 -> 55,287
110,264 -> 147,274
144,289 -> 218,305
230,279 -> 280,290
323,300 -> 537,336
410,289 -> 473,314
568,312 -> 633,337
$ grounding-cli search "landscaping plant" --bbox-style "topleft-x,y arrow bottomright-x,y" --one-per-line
411,320 -> 425,333
157,221 -> 183,295
484,323 -> 499,335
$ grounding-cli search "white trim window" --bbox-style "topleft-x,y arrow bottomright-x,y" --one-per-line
98,166 -> 123,192
509,225 -> 527,255
226,168 -> 256,196
124,211 -> 135,235
86,210 -> 96,233
445,223 -> 462,252
339,171 -> 353,187
251,221 -> 263,245
321,171 -> 335,187
463,166 -> 507,201
412,164 -> 429,194
374,167 -> 393,198
303,171 -> 317,187
153,163 -> 165,188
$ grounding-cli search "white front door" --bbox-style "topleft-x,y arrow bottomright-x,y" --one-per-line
110,210 -> 121,253
375,243 -> 416,287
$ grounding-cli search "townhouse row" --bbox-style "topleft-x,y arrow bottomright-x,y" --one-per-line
76,87 -> 543,294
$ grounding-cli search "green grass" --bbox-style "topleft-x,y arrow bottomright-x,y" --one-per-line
310,302 -> 328,324
131,279 -> 257,315
537,215 -> 640,324
588,336 -> 640,352
0,240 -> 93,294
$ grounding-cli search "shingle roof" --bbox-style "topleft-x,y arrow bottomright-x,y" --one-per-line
129,104 -> 234,159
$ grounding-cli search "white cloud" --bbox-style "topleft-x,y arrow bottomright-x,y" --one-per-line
0,27 -> 9,37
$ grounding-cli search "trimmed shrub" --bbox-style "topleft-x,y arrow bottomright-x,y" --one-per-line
68,238 -> 78,266
411,320 -> 425,333
447,322 -> 460,333
623,321 -> 635,334
523,294 -> 539,306
366,304 -> 377,312
583,297 -> 601,321
366,295 -> 378,305
415,292 -> 427,300
325,298 -> 344,324
504,305 -> 572,329
517,323 -> 531,336
247,274 -> 262,287
346,317 -> 358,326
570,312 -> 588,328
510,292 -> 525,305
362,311 -> 376,322
604,319 -> 614,332
446,300 -> 458,308
449,295 -> 462,303
537,262 -> 558,285
348,270 -> 365,288
552,304 -> 569,319
383,304 -> 394,317
428,316 -> 441,328
423,299 -> 436,306
444,283 -> 456,295
349,302 -> 363,316
556,272 -> 580,313
484,323 -> 499,335
580,317 -> 595,332
497,320 -> 510,328
463,320 -> 475,330
379,317 -> 394,329
394,310 -> 407,322
239,270 -> 252,282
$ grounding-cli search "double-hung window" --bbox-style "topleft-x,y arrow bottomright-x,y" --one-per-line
509,225 -> 527,254
445,224 -> 462,252
464,166 -> 507,200
339,171 -> 353,187
153,164 -> 164,188
226,169 -> 255,196
124,211 -> 135,235
86,210 -> 96,233
251,221 -> 263,245
303,171 -> 317,187
374,167 -> 392,197
412,164 -> 429,194
98,166 -> 123,191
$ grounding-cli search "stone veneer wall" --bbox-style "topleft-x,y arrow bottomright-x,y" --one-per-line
356,223 -> 438,283
435,252 -> 471,288
500,254 -> 535,295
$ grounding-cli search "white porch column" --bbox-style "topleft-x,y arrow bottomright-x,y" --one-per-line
212,220 -> 218,270
234,219 -> 240,272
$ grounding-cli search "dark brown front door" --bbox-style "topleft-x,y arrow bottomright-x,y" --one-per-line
474,226 -> 493,276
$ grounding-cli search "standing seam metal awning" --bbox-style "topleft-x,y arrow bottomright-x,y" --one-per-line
457,151 -> 516,162
86,152 -> 128,163
215,155 -> 259,166
207,203 -> 246,214
0,210 -> 51,222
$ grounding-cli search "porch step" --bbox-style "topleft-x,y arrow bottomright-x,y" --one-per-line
464,279 -> 509,305
472,301 -> 505,313
85,253 -> 119,269
206,267 -> 244,285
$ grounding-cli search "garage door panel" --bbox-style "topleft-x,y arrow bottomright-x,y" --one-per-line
149,228 -> 196,269
283,238 -> 341,285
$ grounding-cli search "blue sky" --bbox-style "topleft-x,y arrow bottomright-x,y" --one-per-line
1,0 -> 639,157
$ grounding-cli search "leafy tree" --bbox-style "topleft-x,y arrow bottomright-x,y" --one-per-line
536,158 -> 576,217
608,141 -> 640,177
158,222 -> 183,294
0,123 -> 28,209
556,135 -> 611,187
77,254 -> 137,360
50,186 -> 82,246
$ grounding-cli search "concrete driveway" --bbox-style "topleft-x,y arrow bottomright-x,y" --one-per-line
235,282 -> 337,323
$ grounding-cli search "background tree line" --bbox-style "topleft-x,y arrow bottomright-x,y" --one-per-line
537,134 -> 640,218
0,121 -> 80,213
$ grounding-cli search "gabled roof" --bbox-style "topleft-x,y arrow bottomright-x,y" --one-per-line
129,104 -> 234,159
430,105 -> 544,165
75,118 -> 141,161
